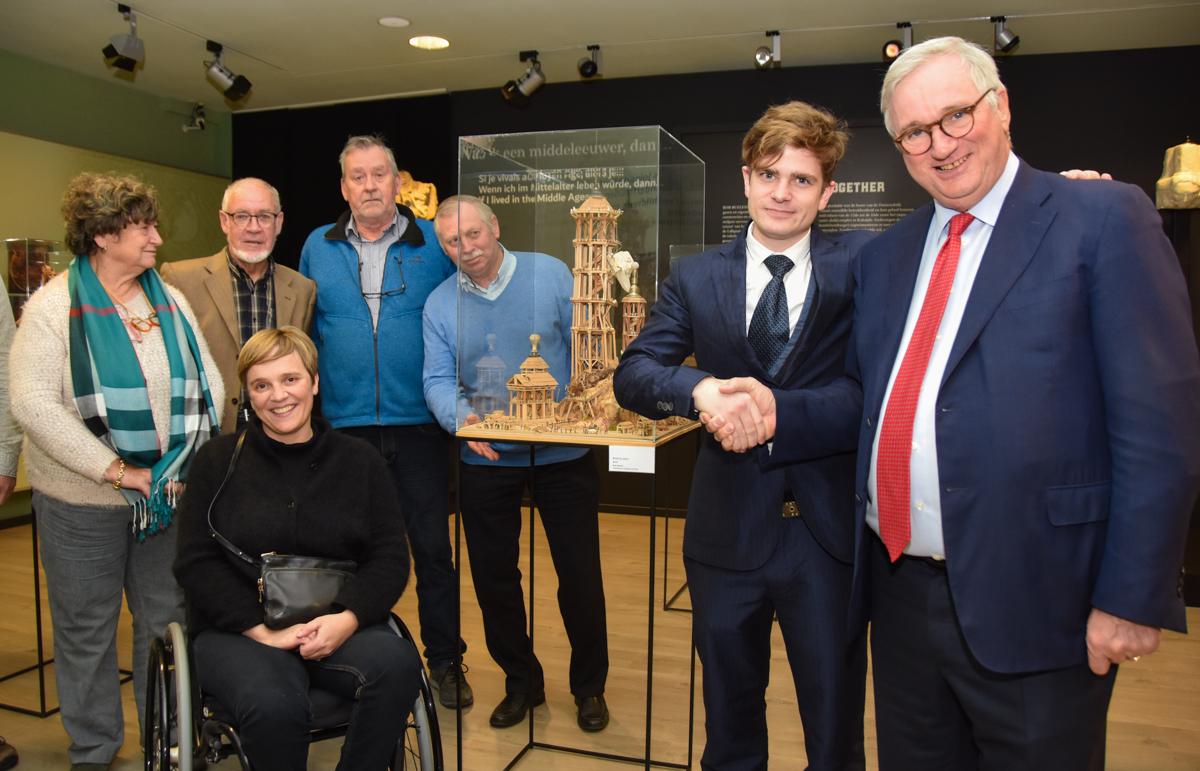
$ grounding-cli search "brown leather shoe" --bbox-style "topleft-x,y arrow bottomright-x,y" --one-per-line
489,689 -> 546,728
575,694 -> 610,732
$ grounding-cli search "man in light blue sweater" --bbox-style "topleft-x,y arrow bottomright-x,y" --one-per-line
422,195 -> 610,732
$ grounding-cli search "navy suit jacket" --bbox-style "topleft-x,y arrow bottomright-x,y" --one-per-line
773,161 -> 1200,673
614,225 -> 873,571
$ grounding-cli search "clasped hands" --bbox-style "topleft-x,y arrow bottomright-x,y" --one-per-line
693,376 -> 777,452
244,609 -> 360,660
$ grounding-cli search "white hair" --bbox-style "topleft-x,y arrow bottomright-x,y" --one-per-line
881,36 -> 1004,135
221,177 -> 281,211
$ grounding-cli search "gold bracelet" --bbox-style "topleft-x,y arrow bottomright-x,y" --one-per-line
112,458 -> 126,490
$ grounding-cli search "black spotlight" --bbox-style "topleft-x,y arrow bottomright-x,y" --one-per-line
578,44 -> 601,79
501,50 -> 544,107
882,22 -> 913,62
204,40 -> 252,101
102,4 -> 144,73
992,16 -> 1020,54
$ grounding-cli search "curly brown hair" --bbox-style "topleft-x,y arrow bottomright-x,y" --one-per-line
741,101 -> 849,184
61,172 -> 159,256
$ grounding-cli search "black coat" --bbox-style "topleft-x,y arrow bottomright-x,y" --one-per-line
174,416 -> 409,635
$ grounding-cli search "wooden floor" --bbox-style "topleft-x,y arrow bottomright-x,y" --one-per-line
0,513 -> 1197,770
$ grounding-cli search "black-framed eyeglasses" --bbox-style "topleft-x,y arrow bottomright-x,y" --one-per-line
358,253 -> 407,300
892,88 -> 995,156
221,210 -> 280,228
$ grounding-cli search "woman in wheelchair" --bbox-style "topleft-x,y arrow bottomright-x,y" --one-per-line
174,326 -> 423,770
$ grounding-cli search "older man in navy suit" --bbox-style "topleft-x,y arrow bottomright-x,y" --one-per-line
722,37 -> 1200,771
614,102 -> 872,770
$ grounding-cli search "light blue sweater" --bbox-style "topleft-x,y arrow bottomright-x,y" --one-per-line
422,250 -> 587,467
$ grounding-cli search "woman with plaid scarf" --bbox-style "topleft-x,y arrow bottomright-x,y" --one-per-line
10,172 -> 223,771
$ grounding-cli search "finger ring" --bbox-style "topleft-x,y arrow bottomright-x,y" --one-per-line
1132,656 -> 1141,662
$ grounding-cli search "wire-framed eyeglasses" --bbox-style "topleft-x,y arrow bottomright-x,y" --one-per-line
892,88 -> 995,156
221,211 -> 280,228
358,253 -> 407,299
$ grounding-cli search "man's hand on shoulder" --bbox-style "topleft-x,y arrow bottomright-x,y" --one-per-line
1085,607 -> 1161,675
1060,169 -> 1113,180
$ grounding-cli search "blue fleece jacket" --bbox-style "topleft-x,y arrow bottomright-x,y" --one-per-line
300,206 -> 455,428
422,250 -> 586,467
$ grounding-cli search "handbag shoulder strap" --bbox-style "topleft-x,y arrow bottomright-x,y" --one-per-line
206,431 -> 259,567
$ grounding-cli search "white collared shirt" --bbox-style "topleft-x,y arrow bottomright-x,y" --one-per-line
459,249 -> 516,300
866,151 -> 1021,558
347,209 -> 406,329
744,223 -> 813,337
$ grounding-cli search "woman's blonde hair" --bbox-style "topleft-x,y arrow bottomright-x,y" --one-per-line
237,326 -> 319,387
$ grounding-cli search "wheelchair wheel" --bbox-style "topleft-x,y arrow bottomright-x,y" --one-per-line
396,666 -> 442,770
387,615 -> 443,771
144,622 -> 195,771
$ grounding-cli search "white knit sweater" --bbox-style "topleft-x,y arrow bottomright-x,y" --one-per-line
9,271 -> 224,507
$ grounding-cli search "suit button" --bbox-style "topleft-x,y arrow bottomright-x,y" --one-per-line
231,397 -> 238,405
855,493 -> 862,503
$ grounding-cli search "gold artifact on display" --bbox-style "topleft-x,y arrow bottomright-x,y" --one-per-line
1157,140 -> 1200,209
395,170 -> 439,219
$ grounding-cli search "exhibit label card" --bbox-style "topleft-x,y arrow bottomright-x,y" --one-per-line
609,445 -> 655,474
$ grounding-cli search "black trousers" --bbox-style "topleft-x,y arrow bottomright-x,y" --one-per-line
685,517 -> 866,771
339,424 -> 464,670
193,624 -> 422,771
869,536 -> 1117,771
458,452 -> 609,697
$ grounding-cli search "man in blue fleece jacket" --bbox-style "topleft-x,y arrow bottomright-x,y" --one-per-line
299,135 -> 471,708
422,195 -> 610,732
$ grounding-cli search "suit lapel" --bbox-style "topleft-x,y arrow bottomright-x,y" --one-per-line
776,229 -> 834,379
274,269 -> 297,325
204,250 -> 240,345
868,207 -> 934,410
942,164 -> 1055,382
713,231 -> 768,376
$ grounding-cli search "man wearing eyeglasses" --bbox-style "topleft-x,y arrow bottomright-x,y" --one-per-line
161,177 -> 315,434
753,36 -> 1199,769
299,135 -> 468,708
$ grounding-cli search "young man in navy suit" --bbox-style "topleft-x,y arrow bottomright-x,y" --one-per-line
614,102 -> 873,770
723,36 -> 1199,770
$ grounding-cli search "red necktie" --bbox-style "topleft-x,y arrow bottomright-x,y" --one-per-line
876,212 -> 974,562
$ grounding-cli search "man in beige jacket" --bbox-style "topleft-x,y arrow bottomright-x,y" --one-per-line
162,177 -> 315,433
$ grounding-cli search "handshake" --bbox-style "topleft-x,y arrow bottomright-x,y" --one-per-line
692,376 -> 776,453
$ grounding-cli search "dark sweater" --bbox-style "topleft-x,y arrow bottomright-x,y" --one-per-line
174,416 -> 409,635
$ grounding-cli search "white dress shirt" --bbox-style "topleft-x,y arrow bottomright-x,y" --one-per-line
866,152 -> 1020,558
744,223 -> 813,337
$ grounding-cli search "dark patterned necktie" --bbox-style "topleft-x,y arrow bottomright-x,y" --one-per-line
747,253 -> 794,369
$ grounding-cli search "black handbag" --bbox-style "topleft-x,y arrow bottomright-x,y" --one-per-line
207,431 -> 357,630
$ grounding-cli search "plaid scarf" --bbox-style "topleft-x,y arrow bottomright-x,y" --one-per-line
68,256 -> 220,539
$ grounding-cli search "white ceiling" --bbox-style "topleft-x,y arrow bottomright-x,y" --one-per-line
1,0 -> 1197,112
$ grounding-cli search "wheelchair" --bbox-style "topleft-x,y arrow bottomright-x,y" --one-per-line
143,614 -> 443,770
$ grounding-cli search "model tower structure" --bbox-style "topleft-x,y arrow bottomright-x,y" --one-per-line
569,194 -> 622,381
620,264 -> 647,352
507,334 -> 558,425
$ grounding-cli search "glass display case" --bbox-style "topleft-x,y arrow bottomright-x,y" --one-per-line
5,238 -> 68,321
452,126 -> 704,446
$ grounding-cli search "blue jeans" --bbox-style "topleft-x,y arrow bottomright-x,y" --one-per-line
193,623 -> 422,771
34,491 -> 185,765
338,424 -> 464,669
